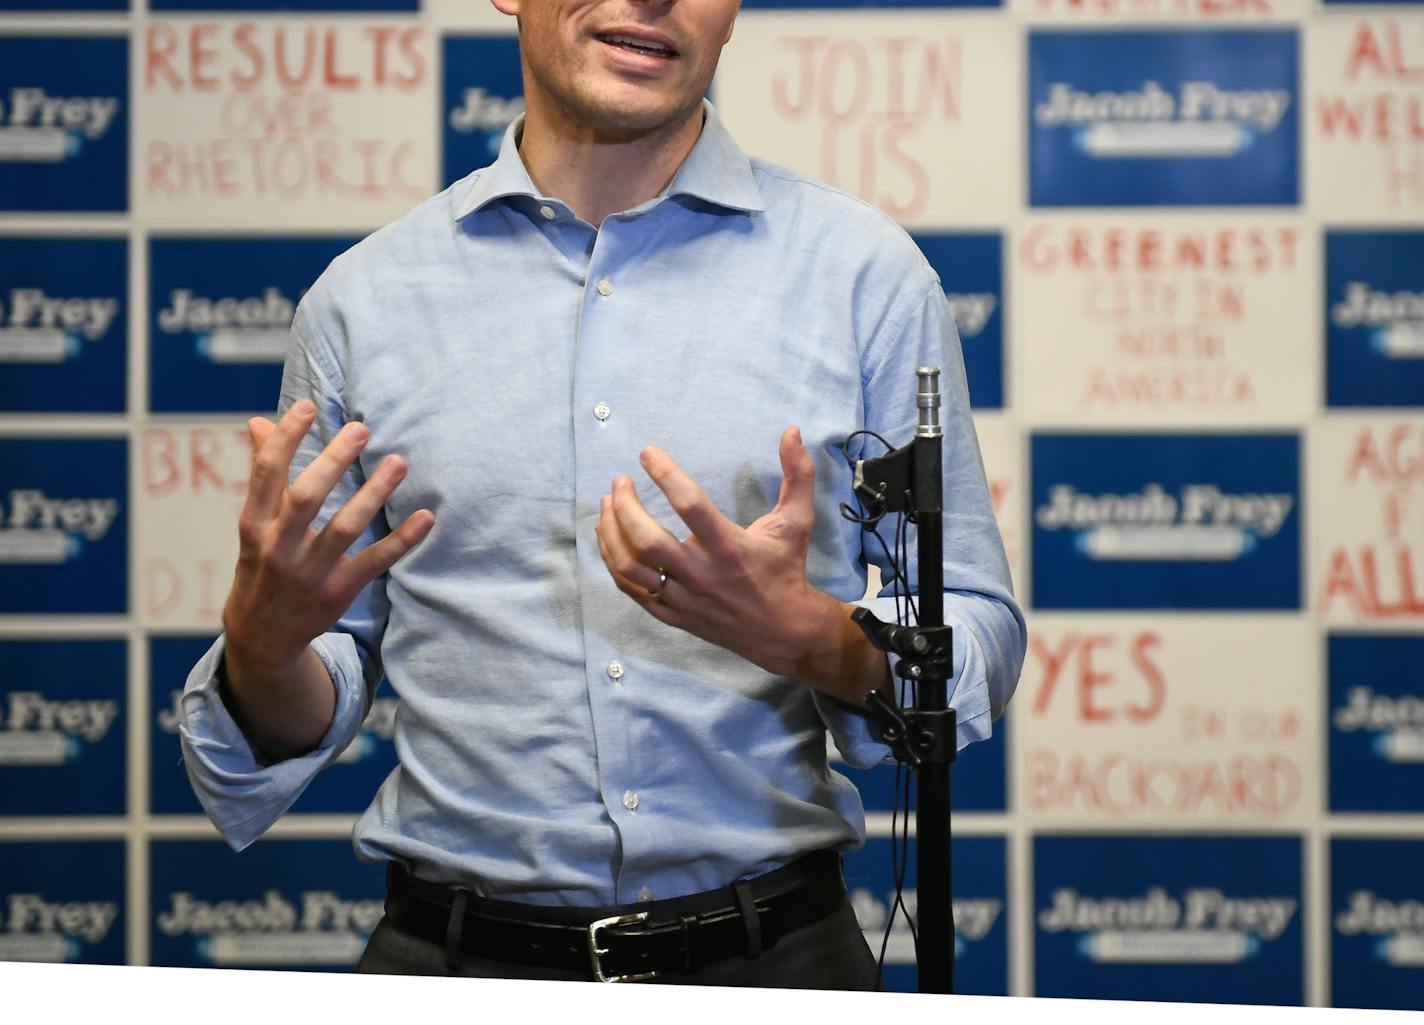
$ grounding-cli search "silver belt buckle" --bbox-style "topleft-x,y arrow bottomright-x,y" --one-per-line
587,911 -> 658,983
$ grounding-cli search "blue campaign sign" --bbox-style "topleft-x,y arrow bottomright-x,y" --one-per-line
443,36 -> 524,189
150,838 -> 385,970
912,233 -> 1004,410
0,236 -> 126,412
1035,834 -> 1303,1004
1326,232 -> 1424,408
151,0 -> 409,10
1332,839 -> 1424,1010
0,36 -> 127,213
1,0 -> 124,11
0,639 -> 126,816
0,438 -> 127,614
1029,30 -> 1299,207
1030,433 -> 1300,610
844,834 -> 1007,994
838,711 -> 1007,814
1329,634 -> 1424,813
150,636 -> 400,816
149,237 -> 358,414
0,840 -> 125,964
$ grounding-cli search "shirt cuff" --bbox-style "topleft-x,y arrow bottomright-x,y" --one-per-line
814,595 -> 995,768
178,633 -> 369,850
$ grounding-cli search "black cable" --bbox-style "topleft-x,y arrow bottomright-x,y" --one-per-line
838,428 -> 923,988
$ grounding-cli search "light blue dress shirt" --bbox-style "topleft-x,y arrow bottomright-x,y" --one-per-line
180,103 -> 1026,908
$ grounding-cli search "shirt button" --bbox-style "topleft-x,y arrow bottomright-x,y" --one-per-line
539,204 -> 555,220
596,277 -> 613,297
623,790 -> 639,811
637,886 -> 653,903
607,660 -> 624,680
593,401 -> 611,422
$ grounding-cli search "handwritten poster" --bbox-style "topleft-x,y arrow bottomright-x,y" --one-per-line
1313,417 -> 1424,624
1016,215 -> 1315,425
715,13 -> 1019,227
1017,615 -> 1318,827
136,20 -> 434,228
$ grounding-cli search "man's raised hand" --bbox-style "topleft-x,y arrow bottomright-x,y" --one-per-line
222,399 -> 435,681
594,426 -> 888,702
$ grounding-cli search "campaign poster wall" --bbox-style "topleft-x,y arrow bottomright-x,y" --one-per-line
915,232 -> 1004,411
1328,634 -> 1424,813
844,834 -> 1009,995
442,34 -> 524,190
1029,29 -> 1299,208
149,838 -> 385,970
1325,231 -> 1424,408
133,422 -> 249,629
135,20 -> 434,228
1312,418 -> 1424,626
1015,217 -> 1315,426
0,841 -> 125,964
1034,834 -> 1304,1004
0,237 -> 127,413
148,236 -> 356,413
715,13 -> 1020,227
1020,616 -> 1317,828
0,35 -> 128,213
0,639 -> 126,816
1309,19 -> 1424,222
0,0 -> 1421,1006
972,414 -> 1025,589
1332,839 -> 1424,1011
1030,433 -> 1302,610
0,438 -> 128,615
1014,0 -> 1308,21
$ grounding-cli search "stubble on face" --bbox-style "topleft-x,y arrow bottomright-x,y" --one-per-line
515,0 -> 736,145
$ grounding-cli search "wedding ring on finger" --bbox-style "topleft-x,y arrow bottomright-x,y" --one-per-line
648,568 -> 669,603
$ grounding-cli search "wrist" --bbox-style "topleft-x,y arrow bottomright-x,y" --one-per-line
787,591 -> 890,702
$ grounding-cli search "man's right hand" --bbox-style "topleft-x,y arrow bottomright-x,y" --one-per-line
218,399 -> 434,761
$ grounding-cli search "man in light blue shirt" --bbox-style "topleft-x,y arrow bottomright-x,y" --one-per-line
181,0 -> 1025,988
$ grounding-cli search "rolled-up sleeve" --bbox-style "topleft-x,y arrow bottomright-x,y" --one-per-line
179,632 -> 373,849
815,266 -> 1027,769
178,286 -> 391,850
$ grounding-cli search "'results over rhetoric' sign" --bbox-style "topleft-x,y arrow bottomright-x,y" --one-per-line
136,20 -> 433,229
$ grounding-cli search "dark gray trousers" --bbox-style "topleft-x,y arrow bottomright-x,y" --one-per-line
356,897 -> 881,989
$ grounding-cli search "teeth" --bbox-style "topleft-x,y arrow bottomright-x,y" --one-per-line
602,34 -> 673,55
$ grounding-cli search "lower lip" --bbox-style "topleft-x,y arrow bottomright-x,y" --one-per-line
598,39 -> 678,73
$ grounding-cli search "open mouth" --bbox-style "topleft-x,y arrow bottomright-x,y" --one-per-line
596,33 -> 679,60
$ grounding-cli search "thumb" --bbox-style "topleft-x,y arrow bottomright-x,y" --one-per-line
773,426 -> 816,530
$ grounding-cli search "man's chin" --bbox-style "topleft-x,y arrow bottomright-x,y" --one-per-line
578,93 -> 703,143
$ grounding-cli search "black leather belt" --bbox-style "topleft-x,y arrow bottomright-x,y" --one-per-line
383,850 -> 847,982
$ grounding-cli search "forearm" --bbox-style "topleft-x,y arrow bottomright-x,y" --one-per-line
219,643 -> 337,764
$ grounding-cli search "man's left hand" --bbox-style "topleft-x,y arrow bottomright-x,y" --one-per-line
595,426 -> 888,700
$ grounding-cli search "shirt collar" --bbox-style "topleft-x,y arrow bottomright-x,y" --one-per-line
450,100 -> 764,221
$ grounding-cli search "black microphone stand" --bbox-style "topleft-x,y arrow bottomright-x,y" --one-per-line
848,367 -> 956,995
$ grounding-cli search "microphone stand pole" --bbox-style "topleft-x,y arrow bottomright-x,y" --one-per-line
848,367 -> 956,994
